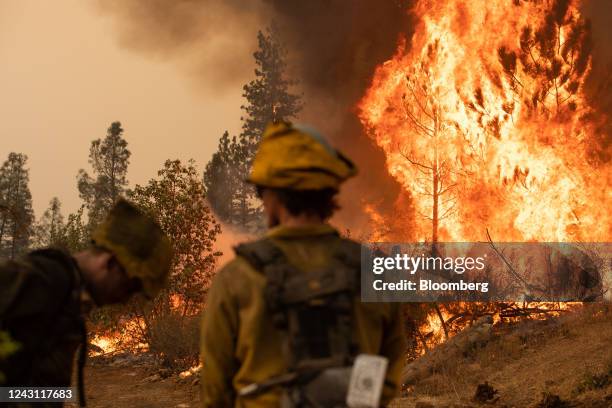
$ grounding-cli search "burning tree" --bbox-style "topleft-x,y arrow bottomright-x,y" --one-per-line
359,0 -> 609,355
359,0 -> 608,243
398,40 -> 475,243
497,0 -> 592,118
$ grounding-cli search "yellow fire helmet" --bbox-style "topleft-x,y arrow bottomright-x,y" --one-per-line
247,122 -> 357,190
91,199 -> 173,299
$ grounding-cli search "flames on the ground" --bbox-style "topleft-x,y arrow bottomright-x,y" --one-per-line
89,317 -> 149,356
417,302 -> 582,353
358,0 -> 609,351
89,295 -> 194,356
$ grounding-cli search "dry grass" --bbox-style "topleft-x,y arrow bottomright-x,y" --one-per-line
392,303 -> 612,407
147,312 -> 200,371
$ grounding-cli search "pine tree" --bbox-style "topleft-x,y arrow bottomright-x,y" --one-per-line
205,27 -> 301,231
32,197 -> 65,249
399,41 -> 472,243
62,207 -> 90,252
0,153 -> 34,259
497,1 -> 591,117
78,121 -> 130,228
203,132 -> 241,223
240,26 -> 302,150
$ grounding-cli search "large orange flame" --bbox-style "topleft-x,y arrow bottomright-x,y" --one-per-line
358,0 -> 610,243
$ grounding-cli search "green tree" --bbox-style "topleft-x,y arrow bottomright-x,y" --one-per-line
204,132 -> 242,223
0,153 -> 34,259
130,159 -> 222,309
57,207 -> 89,252
205,27 -> 301,231
78,121 -> 130,228
128,160 -> 221,367
240,26 -> 302,150
32,197 -> 65,249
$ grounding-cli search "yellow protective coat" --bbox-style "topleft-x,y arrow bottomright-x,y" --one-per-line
200,224 -> 406,407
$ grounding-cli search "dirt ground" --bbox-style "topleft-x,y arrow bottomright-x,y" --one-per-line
79,365 -> 199,408
76,304 -> 612,408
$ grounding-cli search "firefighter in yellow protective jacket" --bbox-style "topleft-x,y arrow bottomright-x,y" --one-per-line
200,122 -> 406,407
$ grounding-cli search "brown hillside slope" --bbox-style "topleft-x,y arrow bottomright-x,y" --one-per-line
392,303 -> 612,408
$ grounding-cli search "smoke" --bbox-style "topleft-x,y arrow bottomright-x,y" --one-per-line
266,1 -> 416,234
213,222 -> 254,268
583,0 -> 612,61
582,0 -> 612,164
93,0 -> 272,92
94,0 -> 415,233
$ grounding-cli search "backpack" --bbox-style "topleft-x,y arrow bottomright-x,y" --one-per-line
235,237 -> 362,407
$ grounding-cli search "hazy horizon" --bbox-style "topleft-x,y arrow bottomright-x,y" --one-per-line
0,0 -> 249,219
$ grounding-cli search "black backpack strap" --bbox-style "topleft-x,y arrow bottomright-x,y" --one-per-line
235,239 -> 288,327
235,237 -> 363,297
333,239 -> 362,270
234,238 -> 284,271
235,237 -> 362,273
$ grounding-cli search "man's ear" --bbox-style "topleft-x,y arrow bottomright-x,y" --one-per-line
97,251 -> 116,274
105,253 -> 125,275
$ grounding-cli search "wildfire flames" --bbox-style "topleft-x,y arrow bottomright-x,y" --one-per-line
417,301 -> 582,351
358,0 -> 610,243
89,295 -> 193,356
358,0 -> 610,352
90,317 -> 149,356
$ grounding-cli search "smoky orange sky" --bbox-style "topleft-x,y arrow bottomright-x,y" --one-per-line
0,0 -> 256,218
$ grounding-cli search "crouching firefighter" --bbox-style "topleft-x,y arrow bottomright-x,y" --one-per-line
0,199 -> 172,407
200,122 -> 406,408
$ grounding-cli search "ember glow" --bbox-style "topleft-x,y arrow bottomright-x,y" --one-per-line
417,301 -> 582,351
358,0 -> 610,243
89,317 -> 149,356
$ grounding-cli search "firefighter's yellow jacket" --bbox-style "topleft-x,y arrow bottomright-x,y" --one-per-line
200,224 -> 406,407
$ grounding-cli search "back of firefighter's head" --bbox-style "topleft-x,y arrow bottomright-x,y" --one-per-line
247,122 -> 357,227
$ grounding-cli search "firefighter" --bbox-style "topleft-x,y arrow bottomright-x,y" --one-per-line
0,199 -> 173,407
201,122 -> 406,407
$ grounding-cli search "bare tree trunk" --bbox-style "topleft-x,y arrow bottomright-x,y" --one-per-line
432,114 -> 440,244
10,177 -> 21,259
432,166 -> 439,244
434,304 -> 449,340
0,213 -> 7,247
